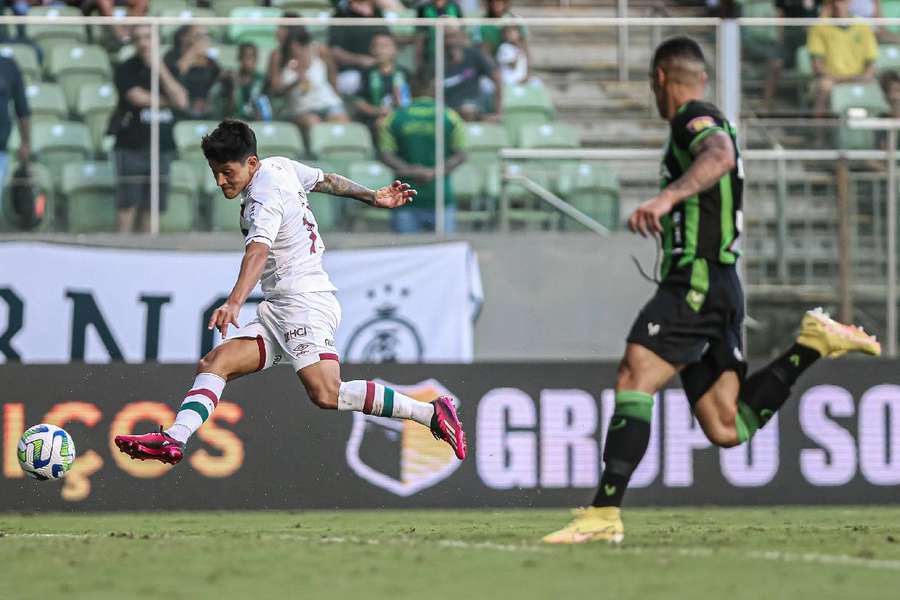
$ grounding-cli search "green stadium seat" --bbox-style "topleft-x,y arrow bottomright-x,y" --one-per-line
309,122 -> 375,169
517,122 -> 580,150
32,121 -> 93,186
147,0 -> 190,16
206,44 -> 240,72
501,84 -> 555,144
877,45 -> 900,72
76,82 -> 118,154
503,162 -> 556,229
832,82 -> 888,149
229,7 -> 283,49
885,0 -> 900,33
346,160 -> 394,227
161,8 -> 220,43
62,161 -> 116,232
271,0 -> 332,9
462,121 -> 509,167
209,190 -> 240,232
0,161 -> 55,232
558,162 -> 620,231
0,44 -> 40,83
298,8 -> 333,44
212,0 -> 252,18
174,120 -> 219,157
47,44 -> 112,112
252,121 -> 305,159
385,8 -> 418,37
24,83 -> 68,123
161,160 -> 198,232
451,161 -> 498,228
795,46 -> 812,77
741,1 -> 778,45
25,6 -> 87,54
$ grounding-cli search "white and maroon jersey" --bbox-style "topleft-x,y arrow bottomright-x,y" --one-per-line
240,156 -> 336,297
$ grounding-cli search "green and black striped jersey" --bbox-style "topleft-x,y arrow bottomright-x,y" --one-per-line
659,100 -> 743,280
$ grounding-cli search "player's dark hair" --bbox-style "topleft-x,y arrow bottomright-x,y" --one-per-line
881,70 -> 900,95
201,119 -> 257,164
411,71 -> 435,97
651,36 -> 706,71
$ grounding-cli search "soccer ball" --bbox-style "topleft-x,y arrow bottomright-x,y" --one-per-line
17,424 -> 76,481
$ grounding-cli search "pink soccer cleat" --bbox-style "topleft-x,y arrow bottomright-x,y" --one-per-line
430,396 -> 467,460
114,426 -> 185,465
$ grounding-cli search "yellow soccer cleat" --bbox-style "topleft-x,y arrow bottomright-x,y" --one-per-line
542,507 -> 624,545
797,307 -> 881,359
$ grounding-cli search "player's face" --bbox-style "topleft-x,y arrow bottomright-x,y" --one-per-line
209,157 -> 259,199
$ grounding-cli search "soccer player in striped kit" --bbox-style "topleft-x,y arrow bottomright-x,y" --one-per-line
115,119 -> 466,465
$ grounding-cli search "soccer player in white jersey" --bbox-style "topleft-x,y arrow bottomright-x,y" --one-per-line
114,119 -> 467,464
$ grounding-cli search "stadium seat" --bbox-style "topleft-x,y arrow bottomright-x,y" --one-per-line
298,8 -> 333,44
795,46 -> 812,78
25,6 -> 87,54
32,121 -> 93,187
228,7 -> 283,49
501,83 -> 555,144
877,45 -> 900,72
385,8 -> 417,37
462,121 -> 509,167
147,0 -> 189,16
517,122 -> 580,150
24,83 -> 68,123
47,44 -> 112,112
161,160 -> 198,233
0,44 -> 40,83
206,44 -> 240,72
346,160 -> 394,227
160,8 -> 220,43
832,82 -> 888,149
62,161 -> 116,232
309,122 -> 375,169
558,162 -> 620,231
271,0 -> 332,9
884,0 -> 900,33
251,121 -> 305,159
0,161 -> 55,232
209,187 -> 240,232
174,120 -> 219,157
212,0 -> 251,18
451,161 -> 498,228
503,162 -> 556,229
76,82 -> 118,154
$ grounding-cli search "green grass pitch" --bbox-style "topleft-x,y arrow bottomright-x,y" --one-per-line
2,508 -> 899,599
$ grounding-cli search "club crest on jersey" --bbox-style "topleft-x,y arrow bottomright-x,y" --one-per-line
346,379 -> 461,496
686,115 -> 716,134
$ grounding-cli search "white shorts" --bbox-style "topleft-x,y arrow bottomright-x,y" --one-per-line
227,291 -> 342,371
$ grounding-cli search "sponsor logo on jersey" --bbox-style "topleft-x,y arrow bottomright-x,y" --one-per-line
292,343 -> 311,355
686,115 -> 716,134
284,327 -> 308,343
346,379 -> 461,496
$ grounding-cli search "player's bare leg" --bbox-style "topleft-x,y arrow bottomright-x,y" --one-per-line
693,371 -> 742,448
114,338 -> 261,465
544,344 -> 679,544
299,360 -> 467,460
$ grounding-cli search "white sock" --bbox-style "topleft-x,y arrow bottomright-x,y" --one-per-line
166,373 -> 226,443
338,380 -> 434,427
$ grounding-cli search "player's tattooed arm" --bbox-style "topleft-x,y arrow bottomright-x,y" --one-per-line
313,172 -> 377,205
629,130 -> 735,237
313,172 -> 416,209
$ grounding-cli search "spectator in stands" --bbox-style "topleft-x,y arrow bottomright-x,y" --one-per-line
808,0 -> 878,120
224,43 -> 272,122
165,25 -> 221,119
329,0 -> 390,96
475,0 -> 528,58
0,53 -> 30,210
269,29 -> 348,141
416,0 -> 464,70
380,73 -> 466,234
496,25 -> 532,86
353,32 -> 411,133
443,25 -> 502,122
91,0 -> 149,51
111,24 -> 187,233
761,0 -> 822,113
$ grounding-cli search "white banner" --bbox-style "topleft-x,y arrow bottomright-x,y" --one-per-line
0,241 -> 483,364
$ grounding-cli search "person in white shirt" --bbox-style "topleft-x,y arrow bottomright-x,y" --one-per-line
114,119 -> 468,467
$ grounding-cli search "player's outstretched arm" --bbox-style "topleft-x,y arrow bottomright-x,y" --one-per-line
312,172 -> 416,209
629,131 -> 735,237
208,241 -> 268,338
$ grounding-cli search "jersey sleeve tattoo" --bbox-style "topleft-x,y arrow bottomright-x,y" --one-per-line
312,172 -> 377,205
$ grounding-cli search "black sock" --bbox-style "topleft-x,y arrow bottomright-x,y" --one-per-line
592,416 -> 651,508
741,343 -> 821,428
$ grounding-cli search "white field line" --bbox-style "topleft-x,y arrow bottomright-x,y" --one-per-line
4,532 -> 900,571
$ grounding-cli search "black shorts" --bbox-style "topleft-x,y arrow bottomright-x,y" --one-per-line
114,148 -> 174,212
626,260 -> 747,406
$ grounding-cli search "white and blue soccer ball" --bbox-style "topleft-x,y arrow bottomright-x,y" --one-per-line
17,424 -> 76,481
